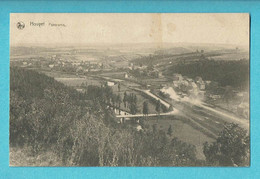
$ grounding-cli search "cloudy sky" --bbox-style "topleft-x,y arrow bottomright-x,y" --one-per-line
10,13 -> 249,46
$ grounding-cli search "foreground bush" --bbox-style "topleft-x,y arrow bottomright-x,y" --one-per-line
203,123 -> 250,166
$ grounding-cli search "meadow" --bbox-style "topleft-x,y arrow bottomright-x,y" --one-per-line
142,116 -> 215,160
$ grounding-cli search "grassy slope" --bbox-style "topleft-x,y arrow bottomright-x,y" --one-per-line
144,116 -> 214,160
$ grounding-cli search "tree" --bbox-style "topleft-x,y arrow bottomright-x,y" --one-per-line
123,92 -> 127,108
118,83 -> 121,92
147,63 -> 154,71
111,95 -> 115,109
117,94 -> 122,114
155,100 -> 161,122
203,123 -> 249,166
168,104 -> 173,112
104,86 -> 113,104
133,94 -> 137,105
80,82 -> 87,89
143,101 -> 149,118
223,85 -> 234,109
152,124 -> 158,133
155,100 -> 161,115
116,94 -> 121,107
129,94 -> 138,114
167,125 -> 173,136
130,102 -> 137,115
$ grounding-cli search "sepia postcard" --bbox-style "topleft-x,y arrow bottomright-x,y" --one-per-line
9,13 -> 250,167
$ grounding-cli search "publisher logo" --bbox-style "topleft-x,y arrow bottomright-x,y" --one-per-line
17,21 -> 25,30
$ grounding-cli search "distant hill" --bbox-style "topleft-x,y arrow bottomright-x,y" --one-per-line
10,46 -> 49,56
154,47 -> 192,55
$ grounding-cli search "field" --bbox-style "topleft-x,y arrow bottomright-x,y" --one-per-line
142,116 -> 214,160
55,77 -> 101,87
39,70 -> 79,78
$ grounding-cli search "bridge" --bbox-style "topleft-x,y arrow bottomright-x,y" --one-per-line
115,109 -> 179,118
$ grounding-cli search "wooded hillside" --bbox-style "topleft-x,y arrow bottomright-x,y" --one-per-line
10,67 -> 202,166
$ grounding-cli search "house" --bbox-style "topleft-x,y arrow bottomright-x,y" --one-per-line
124,73 -> 129,78
76,88 -> 84,93
205,81 -> 211,85
107,81 -> 115,86
137,65 -> 147,70
195,76 -> 205,90
195,76 -> 203,83
180,81 -> 189,92
210,94 -> 221,100
173,81 -> 179,88
186,78 -> 193,82
72,62 -> 81,66
128,63 -> 134,70
136,125 -> 143,131
190,81 -> 198,89
173,73 -> 183,81
197,81 -> 205,90
49,64 -> 54,68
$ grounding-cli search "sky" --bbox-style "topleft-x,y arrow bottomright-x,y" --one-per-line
10,13 -> 249,47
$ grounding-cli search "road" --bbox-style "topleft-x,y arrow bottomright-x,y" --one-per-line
173,100 -> 249,135
200,102 -> 249,129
